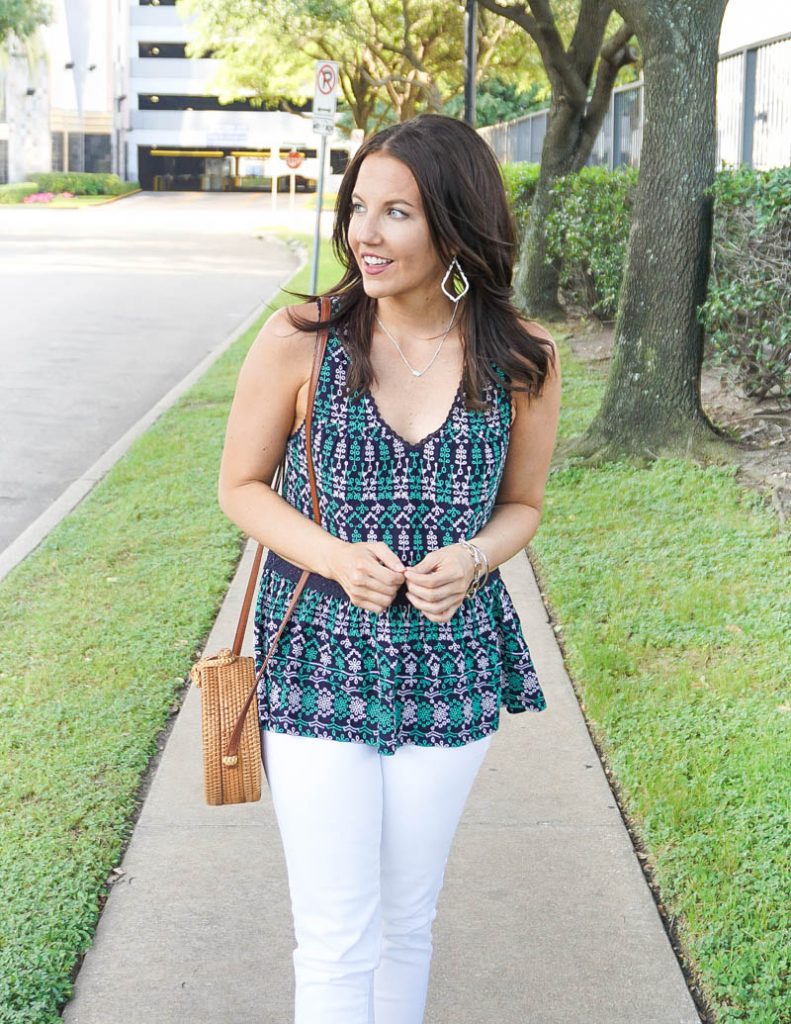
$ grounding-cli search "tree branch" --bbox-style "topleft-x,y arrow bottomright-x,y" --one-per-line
528,0 -> 588,104
580,19 -> 638,152
567,0 -> 615,87
476,0 -> 587,106
476,0 -> 539,39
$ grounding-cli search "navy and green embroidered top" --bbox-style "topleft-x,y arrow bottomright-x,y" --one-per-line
254,297 -> 547,756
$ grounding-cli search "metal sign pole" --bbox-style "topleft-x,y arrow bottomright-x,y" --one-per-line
309,132 -> 328,295
464,0 -> 477,126
309,59 -> 339,297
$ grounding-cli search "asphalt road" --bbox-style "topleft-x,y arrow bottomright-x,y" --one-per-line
0,191 -> 311,556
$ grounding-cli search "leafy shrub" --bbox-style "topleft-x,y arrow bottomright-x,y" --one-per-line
500,162 -> 540,242
0,182 -> 38,204
544,165 -> 638,320
503,161 -> 788,396
26,172 -> 139,196
699,165 -> 791,399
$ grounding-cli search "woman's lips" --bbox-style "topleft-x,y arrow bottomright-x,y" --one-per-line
361,258 -> 393,276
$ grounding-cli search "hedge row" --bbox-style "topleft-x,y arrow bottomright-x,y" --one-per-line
502,163 -> 790,399
0,182 -> 39,204
702,166 -> 791,400
27,172 -> 139,196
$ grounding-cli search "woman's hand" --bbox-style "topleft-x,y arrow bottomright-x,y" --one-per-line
403,544 -> 477,623
325,541 -> 407,614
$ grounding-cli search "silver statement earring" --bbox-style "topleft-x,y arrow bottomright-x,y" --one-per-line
441,255 -> 470,303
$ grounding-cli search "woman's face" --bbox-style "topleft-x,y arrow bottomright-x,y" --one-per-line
346,152 -> 446,302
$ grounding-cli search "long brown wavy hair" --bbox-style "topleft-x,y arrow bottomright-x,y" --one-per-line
287,113 -> 556,412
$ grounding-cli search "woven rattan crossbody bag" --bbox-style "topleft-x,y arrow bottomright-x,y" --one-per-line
189,297 -> 331,805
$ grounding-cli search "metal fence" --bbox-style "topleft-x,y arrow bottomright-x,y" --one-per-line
479,31 -> 791,171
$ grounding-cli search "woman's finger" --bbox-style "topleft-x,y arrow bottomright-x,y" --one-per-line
407,591 -> 462,616
405,578 -> 464,602
405,572 -> 455,592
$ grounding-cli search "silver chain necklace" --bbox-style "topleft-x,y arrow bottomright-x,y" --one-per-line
374,304 -> 458,378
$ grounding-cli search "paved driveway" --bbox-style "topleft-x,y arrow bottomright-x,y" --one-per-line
0,191 -> 311,555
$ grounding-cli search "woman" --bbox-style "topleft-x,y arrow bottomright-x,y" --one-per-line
218,112 -> 561,1024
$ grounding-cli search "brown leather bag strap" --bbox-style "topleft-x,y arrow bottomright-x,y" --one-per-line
223,296 -> 331,761
230,460 -> 283,657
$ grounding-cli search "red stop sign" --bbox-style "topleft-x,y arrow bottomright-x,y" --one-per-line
286,150 -> 304,169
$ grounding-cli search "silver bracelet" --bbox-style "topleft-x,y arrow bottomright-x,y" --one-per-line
460,539 -> 490,597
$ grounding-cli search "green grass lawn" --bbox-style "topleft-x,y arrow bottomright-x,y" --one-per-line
0,239 -> 788,1023
530,347 -> 790,1024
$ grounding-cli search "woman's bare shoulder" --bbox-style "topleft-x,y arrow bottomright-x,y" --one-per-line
260,300 -> 320,342
246,300 -> 319,379
507,318 -> 561,425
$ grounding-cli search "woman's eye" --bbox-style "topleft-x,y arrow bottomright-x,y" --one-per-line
388,208 -> 407,219
352,202 -> 365,214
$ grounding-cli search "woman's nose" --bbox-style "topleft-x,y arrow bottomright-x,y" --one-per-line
352,214 -> 383,245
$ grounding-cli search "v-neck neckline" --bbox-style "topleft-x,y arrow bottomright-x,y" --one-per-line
333,326 -> 465,450
365,376 -> 464,450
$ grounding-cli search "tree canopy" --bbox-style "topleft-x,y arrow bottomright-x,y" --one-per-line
0,0 -> 50,44
178,0 -> 555,132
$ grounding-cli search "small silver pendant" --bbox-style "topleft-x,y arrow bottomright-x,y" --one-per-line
412,369 -> 421,376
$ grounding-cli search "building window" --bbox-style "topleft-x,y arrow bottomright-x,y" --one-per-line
65,134 -> 111,173
85,135 -> 112,173
0,71 -> 6,122
139,42 -> 188,58
52,132 -> 65,172
0,140 -> 8,184
68,133 -> 81,171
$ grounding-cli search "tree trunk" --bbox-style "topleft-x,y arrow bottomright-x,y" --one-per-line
570,0 -> 732,463
516,100 -> 591,318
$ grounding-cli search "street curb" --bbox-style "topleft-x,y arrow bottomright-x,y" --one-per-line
0,241 -> 306,585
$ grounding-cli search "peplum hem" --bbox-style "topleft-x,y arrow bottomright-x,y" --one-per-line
253,561 -> 546,757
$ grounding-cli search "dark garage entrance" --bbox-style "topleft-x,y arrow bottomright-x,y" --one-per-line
136,146 -> 327,192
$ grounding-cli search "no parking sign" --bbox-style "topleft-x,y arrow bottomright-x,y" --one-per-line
309,59 -> 339,293
313,60 -> 338,135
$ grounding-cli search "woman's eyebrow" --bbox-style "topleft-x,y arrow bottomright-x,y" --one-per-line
351,192 -> 415,207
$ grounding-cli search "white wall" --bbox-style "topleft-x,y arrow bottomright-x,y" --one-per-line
5,52 -> 50,181
42,0 -> 113,115
720,0 -> 791,53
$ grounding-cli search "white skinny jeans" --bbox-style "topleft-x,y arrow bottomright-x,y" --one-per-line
261,727 -> 494,1024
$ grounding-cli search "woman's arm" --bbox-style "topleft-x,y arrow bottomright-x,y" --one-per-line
217,302 -> 346,577
470,325 -> 562,572
404,326 -> 562,622
219,303 -> 410,612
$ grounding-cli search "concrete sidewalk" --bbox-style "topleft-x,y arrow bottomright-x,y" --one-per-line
61,541 -> 702,1024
